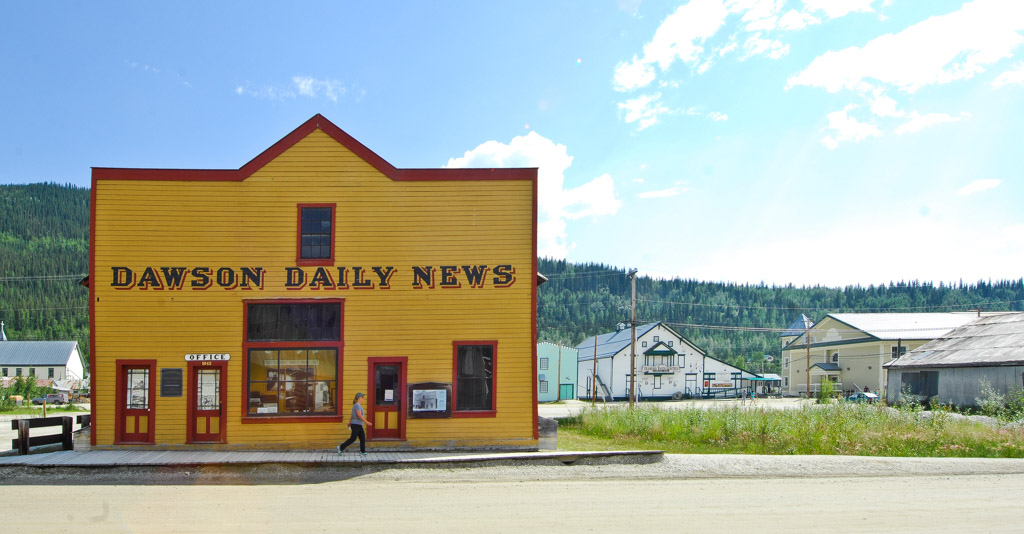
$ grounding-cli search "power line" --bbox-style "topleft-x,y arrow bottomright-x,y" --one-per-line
0,274 -> 87,282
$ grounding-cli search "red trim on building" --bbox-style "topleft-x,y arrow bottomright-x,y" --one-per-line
113,359 -> 156,445
186,360 -> 228,443
239,298 -> 345,424
366,356 -> 408,441
88,180 -> 97,446
531,175 -> 539,440
451,340 -> 498,419
91,114 -> 537,183
295,203 -> 336,266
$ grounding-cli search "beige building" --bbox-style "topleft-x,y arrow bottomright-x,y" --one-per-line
781,313 -> 982,397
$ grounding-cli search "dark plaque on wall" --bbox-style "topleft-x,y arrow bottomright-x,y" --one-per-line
407,382 -> 452,419
160,368 -> 183,397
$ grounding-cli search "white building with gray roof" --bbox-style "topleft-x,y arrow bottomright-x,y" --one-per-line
0,325 -> 86,386
576,321 -> 757,401
885,312 -> 1024,407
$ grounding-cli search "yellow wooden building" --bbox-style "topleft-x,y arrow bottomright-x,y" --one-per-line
89,115 -> 538,450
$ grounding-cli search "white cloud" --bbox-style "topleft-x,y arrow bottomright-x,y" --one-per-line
612,0 -> 731,91
235,76 -> 349,102
292,76 -> 346,102
788,0 -> 1024,94
777,9 -> 820,30
445,132 -> 621,258
957,178 -> 1002,196
801,0 -> 875,19
638,186 -> 688,199
683,214 -> 1024,286
708,111 -> 729,121
619,93 -> 670,130
821,106 -> 881,149
868,90 -> 904,117
894,111 -> 967,134
992,61 -> 1024,87
613,57 -> 657,92
742,34 -> 790,59
1004,224 -> 1024,246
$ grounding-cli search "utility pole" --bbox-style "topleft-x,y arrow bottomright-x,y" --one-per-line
591,335 -> 597,408
805,325 -> 812,399
628,268 -> 638,408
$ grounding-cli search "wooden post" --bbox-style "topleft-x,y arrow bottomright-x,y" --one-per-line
62,416 -> 74,450
17,419 -> 29,455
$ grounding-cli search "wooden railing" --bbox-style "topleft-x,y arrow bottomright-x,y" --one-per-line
11,414 -> 90,455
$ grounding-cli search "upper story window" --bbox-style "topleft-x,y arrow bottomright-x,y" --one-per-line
667,341 -> 673,347
297,204 -> 335,265
453,341 -> 496,416
653,336 -> 660,342
48,368 -> 54,378
539,357 -> 549,370
891,346 -> 907,359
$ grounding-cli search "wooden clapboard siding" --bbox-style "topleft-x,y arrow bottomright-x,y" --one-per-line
92,119 -> 537,449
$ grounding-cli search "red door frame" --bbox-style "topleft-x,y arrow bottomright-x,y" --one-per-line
366,356 -> 407,441
114,359 -> 156,444
186,361 -> 228,443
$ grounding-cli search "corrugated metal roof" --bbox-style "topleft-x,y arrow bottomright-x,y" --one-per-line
0,341 -> 80,366
829,313 -> 980,340
780,314 -> 814,337
886,313 -> 1024,369
576,322 -> 661,362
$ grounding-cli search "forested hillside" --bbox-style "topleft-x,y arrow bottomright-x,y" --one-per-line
3,183 -> 1024,376
538,260 -> 1024,372
0,183 -> 90,360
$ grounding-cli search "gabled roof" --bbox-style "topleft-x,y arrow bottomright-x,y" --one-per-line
93,114 -> 537,183
643,341 -> 677,356
576,322 -> 661,361
886,313 -> 1024,369
780,314 -> 814,337
784,312 -> 984,350
828,313 -> 980,341
0,341 -> 80,366
809,362 -> 841,372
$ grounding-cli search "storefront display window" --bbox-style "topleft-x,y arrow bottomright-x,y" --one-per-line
245,301 -> 341,417
453,341 -> 496,415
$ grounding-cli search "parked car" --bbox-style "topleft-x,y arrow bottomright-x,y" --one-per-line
31,393 -> 68,405
847,391 -> 879,403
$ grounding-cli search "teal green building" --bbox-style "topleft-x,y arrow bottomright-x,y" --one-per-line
537,342 -> 578,402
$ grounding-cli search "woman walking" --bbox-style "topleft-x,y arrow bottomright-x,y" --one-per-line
338,392 -> 372,455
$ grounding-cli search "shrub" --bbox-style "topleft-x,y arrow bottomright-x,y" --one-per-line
976,380 -> 1005,417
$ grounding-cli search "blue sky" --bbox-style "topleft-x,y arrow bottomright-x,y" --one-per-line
2,0 -> 1022,287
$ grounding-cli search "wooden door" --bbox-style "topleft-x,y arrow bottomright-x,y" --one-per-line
188,362 -> 226,443
368,358 -> 406,441
116,361 -> 155,444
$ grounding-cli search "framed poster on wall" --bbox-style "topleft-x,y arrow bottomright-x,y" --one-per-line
407,382 -> 452,419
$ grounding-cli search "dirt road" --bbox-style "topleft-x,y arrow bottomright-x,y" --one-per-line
4,458 -> 1024,533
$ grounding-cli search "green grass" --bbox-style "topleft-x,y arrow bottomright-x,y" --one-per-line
557,404 -> 1024,458
0,405 -> 88,415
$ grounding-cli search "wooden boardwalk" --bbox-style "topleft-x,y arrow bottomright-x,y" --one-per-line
0,449 -> 663,468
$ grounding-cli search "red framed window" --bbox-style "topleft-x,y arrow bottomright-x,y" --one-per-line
242,299 -> 344,423
297,203 -> 336,265
452,341 -> 497,417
